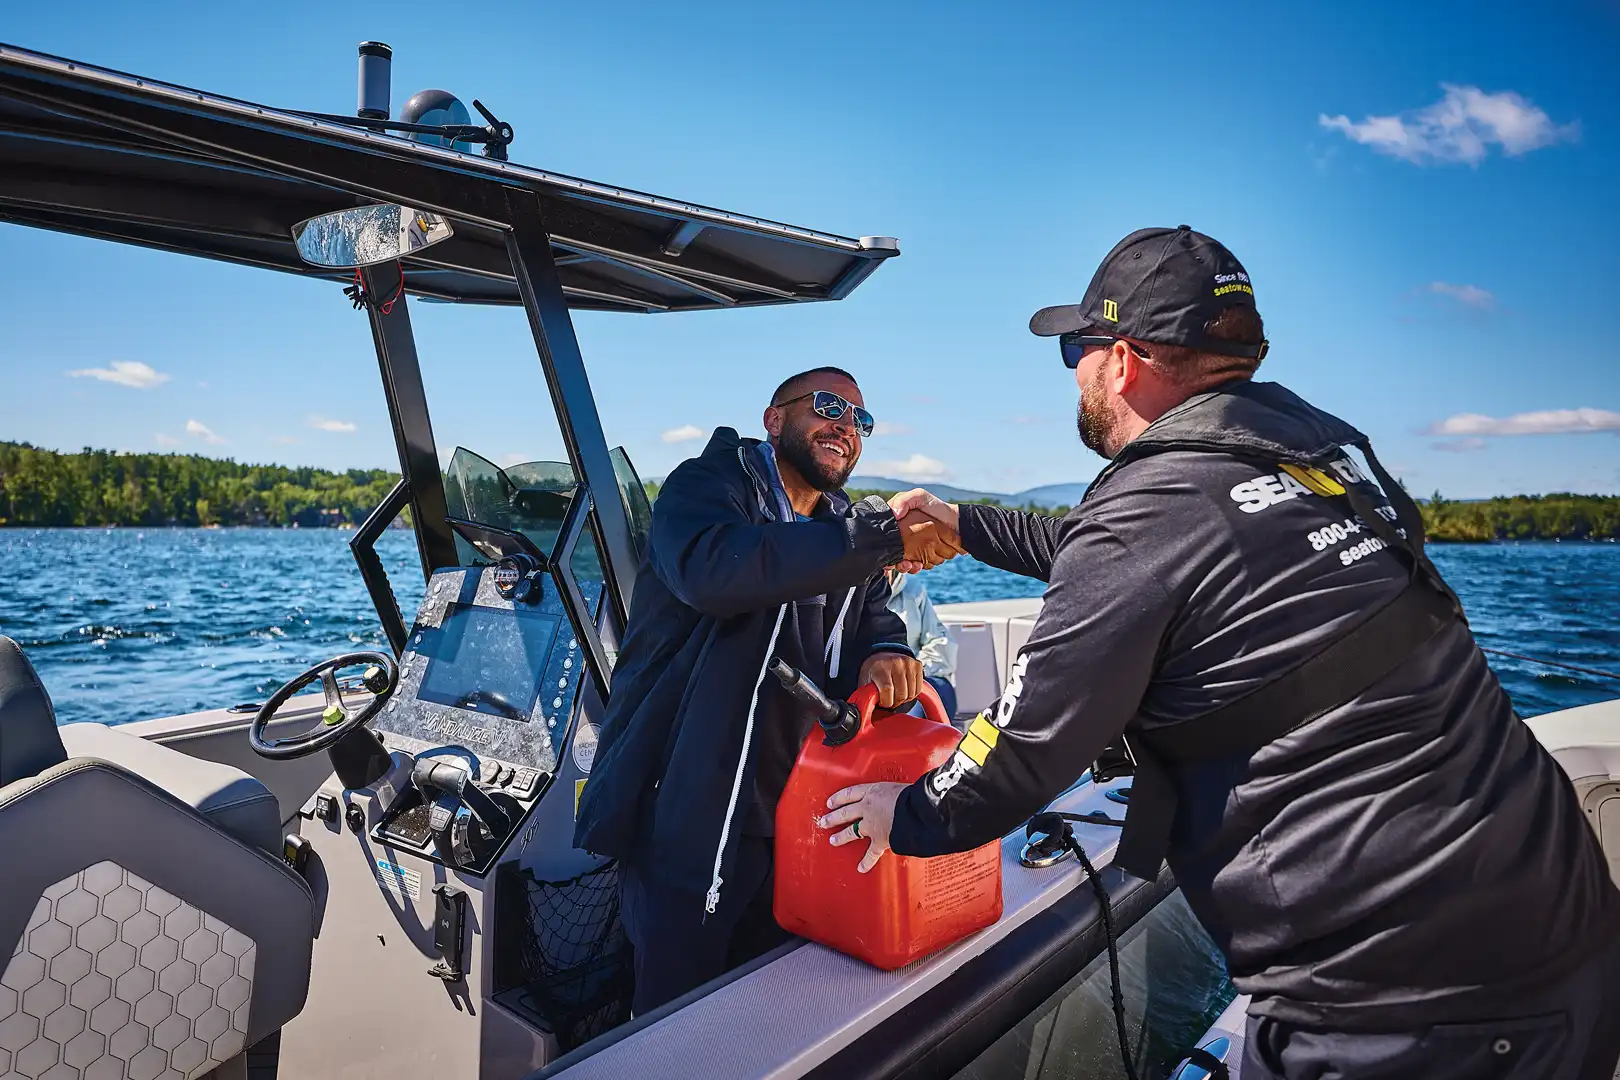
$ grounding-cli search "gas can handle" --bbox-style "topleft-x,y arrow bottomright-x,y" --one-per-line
847,683 -> 880,734
912,680 -> 951,726
850,680 -> 952,727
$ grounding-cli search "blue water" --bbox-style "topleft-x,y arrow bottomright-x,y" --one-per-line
0,528 -> 1615,727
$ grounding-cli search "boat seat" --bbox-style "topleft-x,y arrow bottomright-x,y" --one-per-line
57,722 -> 281,856
0,636 -> 314,1079
0,636 -> 69,787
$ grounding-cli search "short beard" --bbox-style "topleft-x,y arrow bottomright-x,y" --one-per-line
1076,366 -> 1118,459
777,423 -> 854,491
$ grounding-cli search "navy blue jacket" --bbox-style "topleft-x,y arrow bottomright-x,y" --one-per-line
574,428 -> 911,913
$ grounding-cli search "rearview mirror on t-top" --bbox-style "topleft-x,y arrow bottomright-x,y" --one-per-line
291,203 -> 453,268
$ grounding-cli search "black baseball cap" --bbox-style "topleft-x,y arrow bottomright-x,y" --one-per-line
1029,225 -> 1268,360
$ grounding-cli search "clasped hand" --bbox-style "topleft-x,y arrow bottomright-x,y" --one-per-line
890,488 -> 965,572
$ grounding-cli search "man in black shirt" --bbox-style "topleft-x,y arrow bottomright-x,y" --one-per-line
818,227 -> 1620,1078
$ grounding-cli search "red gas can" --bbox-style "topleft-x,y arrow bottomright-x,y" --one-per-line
774,681 -> 1003,970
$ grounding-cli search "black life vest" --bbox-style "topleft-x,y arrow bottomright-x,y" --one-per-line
1079,381 -> 1467,880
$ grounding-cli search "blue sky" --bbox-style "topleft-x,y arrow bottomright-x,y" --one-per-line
3,0 -> 1618,499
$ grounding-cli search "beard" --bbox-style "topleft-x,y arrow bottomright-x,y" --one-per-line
1076,365 -> 1119,458
777,421 -> 856,491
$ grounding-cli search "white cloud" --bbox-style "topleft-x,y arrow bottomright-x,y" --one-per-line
870,421 -> 911,436
185,419 -> 224,445
1319,84 -> 1577,165
661,424 -> 706,444
869,453 -> 951,482
1429,282 -> 1494,309
66,360 -> 170,389
501,453 -> 531,467
1432,438 -> 1488,453
1429,408 -> 1620,437
155,434 -> 179,447
274,435 -> 301,445
307,415 -> 357,433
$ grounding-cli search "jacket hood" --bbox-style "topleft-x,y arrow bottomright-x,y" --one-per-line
699,426 -> 754,458
1088,380 -> 1367,498
698,426 -> 852,519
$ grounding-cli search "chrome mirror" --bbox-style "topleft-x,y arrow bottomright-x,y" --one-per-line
291,203 -> 453,268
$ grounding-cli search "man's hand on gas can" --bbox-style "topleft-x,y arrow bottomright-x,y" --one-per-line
819,782 -> 906,874
859,652 -> 922,708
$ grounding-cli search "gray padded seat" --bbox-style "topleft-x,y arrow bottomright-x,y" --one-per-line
0,636 -> 315,1078
59,721 -> 282,855
0,636 -> 282,855
0,636 -> 68,786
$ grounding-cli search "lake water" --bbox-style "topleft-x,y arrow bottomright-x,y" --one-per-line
0,528 -> 1616,727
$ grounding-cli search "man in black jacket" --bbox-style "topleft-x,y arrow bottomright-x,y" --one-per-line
575,366 -> 956,1015
820,228 -> 1620,1078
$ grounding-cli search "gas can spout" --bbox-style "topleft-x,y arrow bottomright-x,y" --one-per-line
768,659 -> 861,746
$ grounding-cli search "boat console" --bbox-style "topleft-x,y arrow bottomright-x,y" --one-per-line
215,449 -> 635,1078
363,562 -> 596,871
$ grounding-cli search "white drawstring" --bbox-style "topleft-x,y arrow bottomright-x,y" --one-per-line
705,602 -> 789,916
824,586 -> 856,679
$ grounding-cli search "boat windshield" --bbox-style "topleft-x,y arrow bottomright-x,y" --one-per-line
442,445 -> 652,581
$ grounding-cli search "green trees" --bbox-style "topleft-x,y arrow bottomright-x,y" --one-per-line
6,443 -> 1615,540
845,481 -> 1618,543
0,442 -> 401,528
1419,493 -> 1620,542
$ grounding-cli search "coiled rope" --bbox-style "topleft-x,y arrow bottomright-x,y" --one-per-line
1027,811 -> 1138,1080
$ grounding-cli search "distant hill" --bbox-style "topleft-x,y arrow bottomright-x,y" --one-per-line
647,471 -> 1085,508
1010,482 -> 1091,509
845,477 -> 1011,504
847,476 -> 1090,510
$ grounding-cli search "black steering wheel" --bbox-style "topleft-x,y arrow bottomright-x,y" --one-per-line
249,651 -> 399,760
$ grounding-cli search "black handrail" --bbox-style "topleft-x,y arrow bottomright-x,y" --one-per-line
350,478 -> 412,656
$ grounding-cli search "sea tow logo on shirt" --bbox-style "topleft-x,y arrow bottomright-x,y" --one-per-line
1228,456 -> 1375,514
930,654 -> 1028,798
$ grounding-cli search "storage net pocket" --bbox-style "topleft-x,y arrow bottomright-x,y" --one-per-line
496,860 -> 631,1051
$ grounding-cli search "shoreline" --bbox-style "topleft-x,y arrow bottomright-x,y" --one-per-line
1,523 -> 1617,545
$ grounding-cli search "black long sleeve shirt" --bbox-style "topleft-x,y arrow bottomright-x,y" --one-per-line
889,449 -> 1620,1029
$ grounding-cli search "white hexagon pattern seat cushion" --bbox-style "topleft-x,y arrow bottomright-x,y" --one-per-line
0,860 -> 254,1080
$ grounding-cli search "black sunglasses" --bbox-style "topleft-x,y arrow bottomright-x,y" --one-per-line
771,389 -> 875,437
1059,333 -> 1152,369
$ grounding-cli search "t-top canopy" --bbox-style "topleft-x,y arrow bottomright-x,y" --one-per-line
0,42 -> 899,312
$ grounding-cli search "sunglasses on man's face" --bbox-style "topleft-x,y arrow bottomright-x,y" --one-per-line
1059,333 -> 1152,369
771,389 -> 875,437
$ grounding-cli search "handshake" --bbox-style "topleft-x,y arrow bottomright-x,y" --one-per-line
889,488 -> 965,573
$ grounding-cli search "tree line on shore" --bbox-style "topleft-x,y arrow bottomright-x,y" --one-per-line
0,441 -> 402,528
1419,491 -> 1620,542
4,442 -> 1616,541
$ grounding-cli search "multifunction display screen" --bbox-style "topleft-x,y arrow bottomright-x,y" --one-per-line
416,603 -> 560,721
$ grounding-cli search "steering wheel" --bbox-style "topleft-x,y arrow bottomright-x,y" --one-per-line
249,651 -> 399,760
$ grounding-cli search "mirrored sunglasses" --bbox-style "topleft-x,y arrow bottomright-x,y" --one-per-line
772,389 -> 875,437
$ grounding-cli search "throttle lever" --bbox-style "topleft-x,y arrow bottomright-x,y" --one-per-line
411,757 -> 514,838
